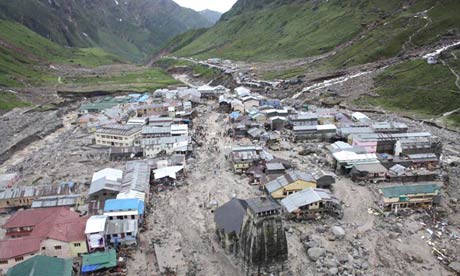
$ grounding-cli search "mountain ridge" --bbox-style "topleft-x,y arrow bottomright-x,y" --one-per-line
0,0 -> 213,62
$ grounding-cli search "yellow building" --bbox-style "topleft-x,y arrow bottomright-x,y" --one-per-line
264,170 -> 317,200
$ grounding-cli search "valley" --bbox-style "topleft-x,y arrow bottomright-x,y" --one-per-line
1,0 -> 460,276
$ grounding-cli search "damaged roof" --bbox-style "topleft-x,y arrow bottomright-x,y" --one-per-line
265,170 -> 315,193
281,188 -> 336,213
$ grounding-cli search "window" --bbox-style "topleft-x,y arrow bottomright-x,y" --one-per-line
127,232 -> 132,236
15,257 -> 24,262
41,247 -> 46,250
131,215 -> 135,219
0,260 -> 8,265
74,243 -> 81,247
112,234 -> 118,238
54,245 -> 62,250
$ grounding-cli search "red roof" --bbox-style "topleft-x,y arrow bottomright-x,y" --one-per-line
2,207 -> 73,229
0,207 -> 87,260
0,238 -> 41,260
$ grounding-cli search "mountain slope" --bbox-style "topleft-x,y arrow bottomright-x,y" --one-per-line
0,0 -> 213,62
199,9 -> 222,24
169,0 -> 460,64
0,19 -> 122,88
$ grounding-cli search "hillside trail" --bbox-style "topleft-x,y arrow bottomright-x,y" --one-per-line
403,5 -> 435,51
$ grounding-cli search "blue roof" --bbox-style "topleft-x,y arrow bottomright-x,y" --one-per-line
230,111 -> 240,119
104,199 -> 144,215
137,95 -> 150,102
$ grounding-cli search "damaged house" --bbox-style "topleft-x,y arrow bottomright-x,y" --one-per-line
230,146 -> 262,173
264,170 -> 317,200
280,188 -> 343,220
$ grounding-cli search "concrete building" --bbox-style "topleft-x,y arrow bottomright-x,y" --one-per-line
141,136 -> 192,157
379,183 -> 440,211
95,124 -> 141,147
103,198 -> 144,223
288,113 -> 318,126
0,207 -> 87,270
106,219 -> 138,246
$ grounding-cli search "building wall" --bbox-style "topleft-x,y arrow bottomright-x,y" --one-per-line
0,196 -> 34,209
40,239 -> 72,259
69,240 -> 88,257
95,132 -> 140,147
270,180 -> 316,199
0,253 -> 36,271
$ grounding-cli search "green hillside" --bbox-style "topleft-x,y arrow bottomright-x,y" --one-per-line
0,0 -> 213,62
362,49 -> 460,126
327,0 -> 460,67
170,0 -> 460,66
0,19 -> 122,88
172,0 -> 405,61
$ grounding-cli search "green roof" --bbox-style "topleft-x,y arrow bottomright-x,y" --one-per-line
7,255 -> 73,276
380,184 -> 440,198
81,249 -> 117,273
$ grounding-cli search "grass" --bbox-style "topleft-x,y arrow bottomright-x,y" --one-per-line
0,92 -> 30,110
359,54 -> 460,125
59,67 -> 181,93
172,0 -> 403,61
0,19 -> 124,88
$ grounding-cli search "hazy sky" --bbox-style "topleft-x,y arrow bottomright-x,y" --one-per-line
173,0 -> 238,13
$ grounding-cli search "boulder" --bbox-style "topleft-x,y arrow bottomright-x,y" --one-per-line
449,262 -> 460,273
328,267 -> 339,275
307,247 -> 326,261
331,226 -> 346,240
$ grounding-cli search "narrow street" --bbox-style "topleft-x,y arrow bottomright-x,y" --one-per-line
129,108 -> 260,276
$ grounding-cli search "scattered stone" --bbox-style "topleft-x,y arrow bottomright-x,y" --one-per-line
331,226 -> 346,240
307,247 -> 326,261
328,267 -> 339,275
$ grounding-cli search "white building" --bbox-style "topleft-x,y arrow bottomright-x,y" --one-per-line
141,136 -> 191,157
85,215 -> 108,252
95,124 -> 141,147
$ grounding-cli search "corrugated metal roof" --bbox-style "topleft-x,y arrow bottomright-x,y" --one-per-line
81,249 -> 117,273
265,170 -> 315,193
379,184 -> 440,198
95,124 -> 141,136
281,188 -> 335,213
31,194 -> 81,208
0,185 -> 71,201
104,199 -> 144,215
120,161 -> 150,194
